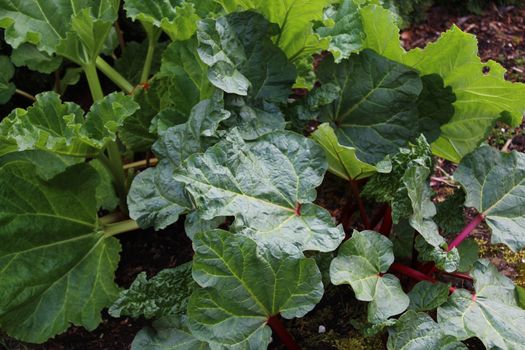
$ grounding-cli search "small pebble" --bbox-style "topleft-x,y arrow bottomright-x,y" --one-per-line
318,325 -> 326,334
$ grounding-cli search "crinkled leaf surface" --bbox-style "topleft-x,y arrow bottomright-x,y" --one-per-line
316,0 -> 364,62
10,44 -> 62,74
454,146 -> 525,251
311,123 -> 391,180
110,262 -> 196,319
0,0 -> 119,65
408,281 -> 450,312
0,161 -> 120,343
128,93 -> 230,230
415,236 -> 459,273
0,55 -> 15,104
123,0 -> 213,41
435,189 -> 466,236
316,50 -> 422,164
330,230 -> 409,322
438,260 -> 525,350
0,92 -> 138,157
197,11 -> 296,101
174,130 -> 345,252
188,230 -> 323,348
387,311 -> 467,350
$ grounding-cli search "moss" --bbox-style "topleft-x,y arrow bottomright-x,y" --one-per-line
475,238 -> 525,287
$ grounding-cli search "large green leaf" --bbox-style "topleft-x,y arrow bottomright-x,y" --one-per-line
132,316 -> 210,350
330,230 -> 409,322
197,11 -> 296,101
188,230 -> 323,348
316,49 -> 422,165
174,130 -> 345,252
311,123 -> 391,180
217,0 -> 331,63
110,262 -> 196,319
0,150 -> 82,180
316,0 -> 364,62
0,92 -> 139,157
454,146 -> 525,251
10,43 -> 62,74
438,260 -> 525,350
0,161 -> 120,343
359,8 -> 525,162
0,55 -> 15,104
387,311 -> 467,350
0,0 -> 119,66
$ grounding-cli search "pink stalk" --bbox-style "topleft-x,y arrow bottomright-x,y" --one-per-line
267,316 -> 301,350
447,213 -> 485,251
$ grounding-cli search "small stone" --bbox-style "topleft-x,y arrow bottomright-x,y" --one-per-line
318,325 -> 326,334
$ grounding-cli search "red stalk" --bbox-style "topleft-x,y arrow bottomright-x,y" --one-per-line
377,206 -> 392,236
350,180 -> 371,229
447,213 -> 485,251
439,271 -> 473,281
390,263 -> 456,294
267,316 -> 301,350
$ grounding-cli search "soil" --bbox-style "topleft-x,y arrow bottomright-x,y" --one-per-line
2,3 -> 525,350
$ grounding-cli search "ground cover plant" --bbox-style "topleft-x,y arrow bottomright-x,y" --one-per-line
0,0 -> 525,349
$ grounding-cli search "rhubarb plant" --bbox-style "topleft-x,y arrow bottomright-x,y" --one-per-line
1,0 -> 525,349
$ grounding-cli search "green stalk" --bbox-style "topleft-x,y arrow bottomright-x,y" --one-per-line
103,219 -> 140,237
95,56 -> 134,94
140,28 -> 161,83
98,148 -> 129,215
84,62 -> 104,101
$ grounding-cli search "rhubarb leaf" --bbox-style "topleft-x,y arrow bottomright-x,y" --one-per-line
0,55 -> 15,104
197,11 -> 296,101
454,146 -> 525,251
316,0 -> 364,62
114,41 -> 166,85
415,236 -> 460,272
10,44 -> 62,74
123,0 -> 211,41
0,162 -> 120,343
0,150 -> 82,180
456,239 -> 479,273
110,262 -> 196,319
330,230 -> 409,322
387,311 -> 467,350
90,159 -> 119,212
188,230 -> 323,348
311,123 -> 391,180
174,130 -> 345,252
438,260 -> 525,349
0,92 -> 138,157
132,316 -> 210,350
316,50 -> 422,164
408,281 -> 450,312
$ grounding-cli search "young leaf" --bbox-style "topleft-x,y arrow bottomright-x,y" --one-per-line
316,0 -> 365,62
387,311 -> 467,350
110,262 -> 196,319
408,281 -> 450,312
174,130 -> 345,252
10,44 -> 62,74
0,55 -> 15,104
438,260 -> 525,349
330,230 -> 410,323
188,230 -> 323,348
0,92 -> 138,157
311,123 -> 392,180
517,286 -> 525,310
435,190 -> 466,236
0,162 -> 120,343
415,236 -> 460,272
454,146 -> 525,251
316,50 -> 422,164
197,11 -> 296,101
